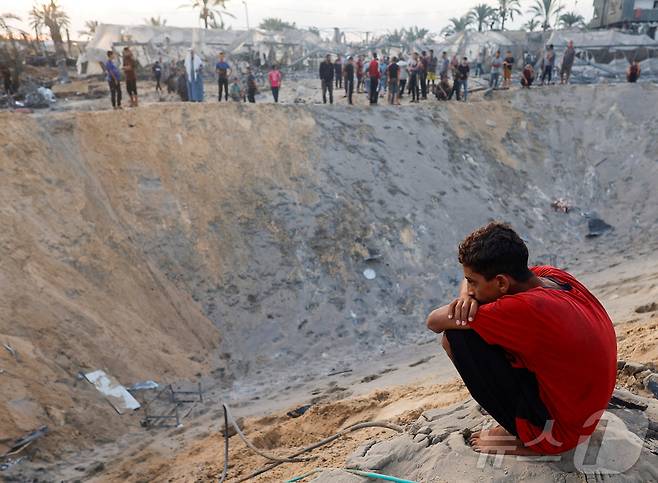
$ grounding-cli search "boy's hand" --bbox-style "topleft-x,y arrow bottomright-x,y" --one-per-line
448,296 -> 479,326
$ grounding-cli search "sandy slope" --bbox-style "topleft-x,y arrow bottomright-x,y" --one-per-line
1,84 -> 657,479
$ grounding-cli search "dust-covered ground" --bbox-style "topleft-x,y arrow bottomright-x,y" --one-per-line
1,83 -> 657,481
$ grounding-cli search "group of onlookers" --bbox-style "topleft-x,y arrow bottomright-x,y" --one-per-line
98,40 -> 645,110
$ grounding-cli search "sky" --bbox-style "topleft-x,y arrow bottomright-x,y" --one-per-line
9,0 -> 593,41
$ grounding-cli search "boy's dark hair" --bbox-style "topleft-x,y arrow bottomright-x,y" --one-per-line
458,222 -> 532,281
107,50 -> 113,58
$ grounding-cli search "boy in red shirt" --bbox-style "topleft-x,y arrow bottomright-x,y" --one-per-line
426,222 -> 616,455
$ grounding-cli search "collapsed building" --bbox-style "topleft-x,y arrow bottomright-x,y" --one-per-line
426,29 -> 658,82
76,24 -> 337,76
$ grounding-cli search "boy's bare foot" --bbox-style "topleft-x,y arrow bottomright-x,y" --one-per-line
469,425 -> 538,456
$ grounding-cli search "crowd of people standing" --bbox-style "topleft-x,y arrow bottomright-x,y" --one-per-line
99,40 -> 644,110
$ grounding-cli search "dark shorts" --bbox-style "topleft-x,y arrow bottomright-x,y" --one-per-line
126,78 -> 137,96
444,330 -> 551,437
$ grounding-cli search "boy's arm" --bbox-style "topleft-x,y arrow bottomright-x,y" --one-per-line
426,279 -> 479,334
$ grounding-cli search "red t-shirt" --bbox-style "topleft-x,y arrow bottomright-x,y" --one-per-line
368,60 -> 380,78
268,70 -> 282,88
470,266 -> 616,454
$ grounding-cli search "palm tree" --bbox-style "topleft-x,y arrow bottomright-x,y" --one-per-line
441,15 -> 474,37
528,0 -> 564,31
522,18 -> 541,32
0,13 -> 25,85
258,17 -> 296,31
404,26 -> 432,43
385,28 -> 405,43
558,12 -> 585,29
144,16 -> 167,27
29,1 -> 70,57
78,19 -> 99,39
469,4 -> 497,32
497,0 -> 522,31
180,0 -> 234,30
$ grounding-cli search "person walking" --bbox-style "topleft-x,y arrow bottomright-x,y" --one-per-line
489,50 -> 502,89
215,52 -> 231,102
152,58 -> 163,94
397,55 -> 408,100
334,55 -> 343,90
105,50 -> 122,109
319,54 -> 334,104
560,41 -> 576,85
387,56 -> 400,105
123,47 -> 138,107
368,53 -> 380,105
344,56 -> 355,105
268,64 -> 282,102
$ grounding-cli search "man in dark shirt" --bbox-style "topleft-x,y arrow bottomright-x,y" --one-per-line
105,50 -> 122,109
455,57 -> 470,101
419,50 -> 429,100
1,63 -> 12,95
344,56 -> 355,105
503,51 -> 514,88
319,54 -> 334,104
334,55 -> 343,89
387,57 -> 400,105
152,59 -> 163,94
215,52 -> 231,102
246,67 -> 257,103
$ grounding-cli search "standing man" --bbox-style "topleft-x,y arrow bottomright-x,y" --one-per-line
475,48 -> 486,77
319,54 -> 334,104
378,55 -> 389,98
426,222 -> 616,457
387,56 -> 400,105
246,67 -> 257,103
408,52 -> 420,103
439,51 -> 450,82
344,56 -> 355,105
268,64 -> 282,103
215,52 -> 231,102
334,55 -> 343,90
560,41 -> 576,85
627,60 -> 641,83
397,55 -> 408,100
356,55 -> 364,93
368,52 -> 380,105
123,47 -> 138,107
540,44 -> 555,85
427,49 -> 438,88
502,50 -> 515,88
1,63 -> 12,96
419,50 -> 428,100
152,58 -> 163,94
490,50 -> 502,89
456,57 -> 470,101
185,48 -> 204,102
105,50 -> 122,109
